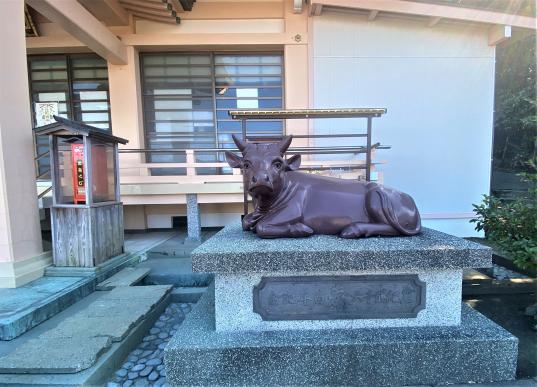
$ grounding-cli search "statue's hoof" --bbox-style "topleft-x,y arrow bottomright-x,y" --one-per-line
290,223 -> 314,237
340,224 -> 365,238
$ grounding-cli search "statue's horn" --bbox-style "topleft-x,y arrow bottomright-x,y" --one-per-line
232,134 -> 248,152
278,135 -> 293,154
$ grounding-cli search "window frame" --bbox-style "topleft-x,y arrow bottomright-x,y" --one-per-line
28,53 -> 112,130
139,51 -> 285,154
28,53 -> 112,178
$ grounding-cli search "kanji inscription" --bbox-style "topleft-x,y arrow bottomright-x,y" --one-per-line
253,275 -> 426,321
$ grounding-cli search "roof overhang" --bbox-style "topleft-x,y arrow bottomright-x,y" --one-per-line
34,116 -> 129,145
309,0 -> 536,30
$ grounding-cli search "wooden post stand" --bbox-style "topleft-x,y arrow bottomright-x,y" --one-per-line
35,116 -> 128,267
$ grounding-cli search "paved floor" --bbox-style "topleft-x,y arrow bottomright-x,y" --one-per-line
124,231 -> 177,255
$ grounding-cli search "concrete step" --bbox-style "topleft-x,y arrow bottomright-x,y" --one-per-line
138,257 -> 213,287
170,287 -> 207,303
96,267 -> 151,291
0,285 -> 172,376
0,276 -> 94,341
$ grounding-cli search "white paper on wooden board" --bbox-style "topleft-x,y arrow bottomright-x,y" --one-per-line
35,102 -> 59,126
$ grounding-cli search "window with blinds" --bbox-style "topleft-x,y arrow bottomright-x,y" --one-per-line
28,54 -> 111,177
140,52 -> 283,175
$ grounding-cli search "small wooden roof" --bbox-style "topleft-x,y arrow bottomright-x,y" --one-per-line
34,116 -> 128,145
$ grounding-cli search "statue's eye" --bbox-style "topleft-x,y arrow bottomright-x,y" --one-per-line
273,161 -> 282,170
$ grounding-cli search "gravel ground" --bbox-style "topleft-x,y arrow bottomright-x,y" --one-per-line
106,302 -> 193,387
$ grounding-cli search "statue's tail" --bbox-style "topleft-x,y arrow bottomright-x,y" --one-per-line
375,187 -> 421,236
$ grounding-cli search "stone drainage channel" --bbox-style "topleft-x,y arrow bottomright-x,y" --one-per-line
106,302 -> 194,387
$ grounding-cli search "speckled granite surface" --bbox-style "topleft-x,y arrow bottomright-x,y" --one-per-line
214,270 -> 462,331
191,222 -> 492,273
164,284 -> 517,386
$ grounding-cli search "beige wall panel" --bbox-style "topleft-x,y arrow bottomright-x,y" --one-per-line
201,203 -> 243,213
123,205 -> 147,230
108,46 -> 146,176
284,0 -> 308,33
36,22 -> 70,36
146,204 -> 187,215
0,0 -> 43,265
135,19 -> 284,34
121,31 -> 307,49
284,44 -> 310,148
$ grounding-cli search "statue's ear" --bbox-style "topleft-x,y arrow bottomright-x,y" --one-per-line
286,154 -> 301,171
225,151 -> 243,168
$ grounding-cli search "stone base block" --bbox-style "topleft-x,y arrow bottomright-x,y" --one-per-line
215,270 -> 462,332
164,285 -> 518,386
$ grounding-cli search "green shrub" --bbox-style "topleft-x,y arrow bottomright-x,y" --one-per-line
471,160 -> 537,270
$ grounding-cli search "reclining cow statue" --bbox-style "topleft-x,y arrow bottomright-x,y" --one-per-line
225,135 -> 421,239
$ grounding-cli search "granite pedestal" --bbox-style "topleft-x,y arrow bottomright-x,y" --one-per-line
164,223 -> 518,386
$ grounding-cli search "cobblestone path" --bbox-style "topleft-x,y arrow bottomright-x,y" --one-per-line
106,302 -> 193,387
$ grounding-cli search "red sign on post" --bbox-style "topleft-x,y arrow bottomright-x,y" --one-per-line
71,143 -> 85,204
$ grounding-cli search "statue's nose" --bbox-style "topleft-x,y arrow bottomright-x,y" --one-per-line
251,174 -> 270,184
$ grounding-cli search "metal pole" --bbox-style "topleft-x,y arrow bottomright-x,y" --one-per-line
365,117 -> 372,181
241,118 -> 248,216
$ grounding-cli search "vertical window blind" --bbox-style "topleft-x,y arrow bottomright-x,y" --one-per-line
140,52 -> 284,175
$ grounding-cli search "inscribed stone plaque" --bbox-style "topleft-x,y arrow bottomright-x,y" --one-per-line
253,275 -> 426,321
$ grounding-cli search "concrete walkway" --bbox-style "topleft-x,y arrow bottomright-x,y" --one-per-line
0,285 -> 172,374
0,231 -> 177,341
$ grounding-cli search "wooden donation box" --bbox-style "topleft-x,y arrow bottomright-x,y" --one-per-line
34,116 -> 128,267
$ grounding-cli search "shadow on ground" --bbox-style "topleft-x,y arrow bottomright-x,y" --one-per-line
465,294 -> 537,379
137,228 -> 220,287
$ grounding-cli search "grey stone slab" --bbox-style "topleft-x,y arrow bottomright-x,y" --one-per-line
0,336 -> 112,373
439,381 -> 537,387
192,222 -> 492,273
1,246 -> 160,340
39,315 -> 138,342
0,289 -> 171,384
76,299 -> 156,319
164,284 -> 517,386
0,276 -> 94,341
39,286 -> 172,342
96,267 -> 151,290
101,285 -> 172,300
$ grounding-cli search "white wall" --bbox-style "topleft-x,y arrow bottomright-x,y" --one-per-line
313,12 -> 495,237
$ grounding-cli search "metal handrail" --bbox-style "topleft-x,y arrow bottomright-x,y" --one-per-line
36,169 -> 51,180
35,150 -> 50,161
118,144 -> 389,155
38,186 -> 52,199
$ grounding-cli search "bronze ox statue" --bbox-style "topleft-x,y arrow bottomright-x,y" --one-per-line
225,135 -> 421,239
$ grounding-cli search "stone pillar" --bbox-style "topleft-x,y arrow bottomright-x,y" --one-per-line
186,194 -> 201,243
0,0 -> 47,287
